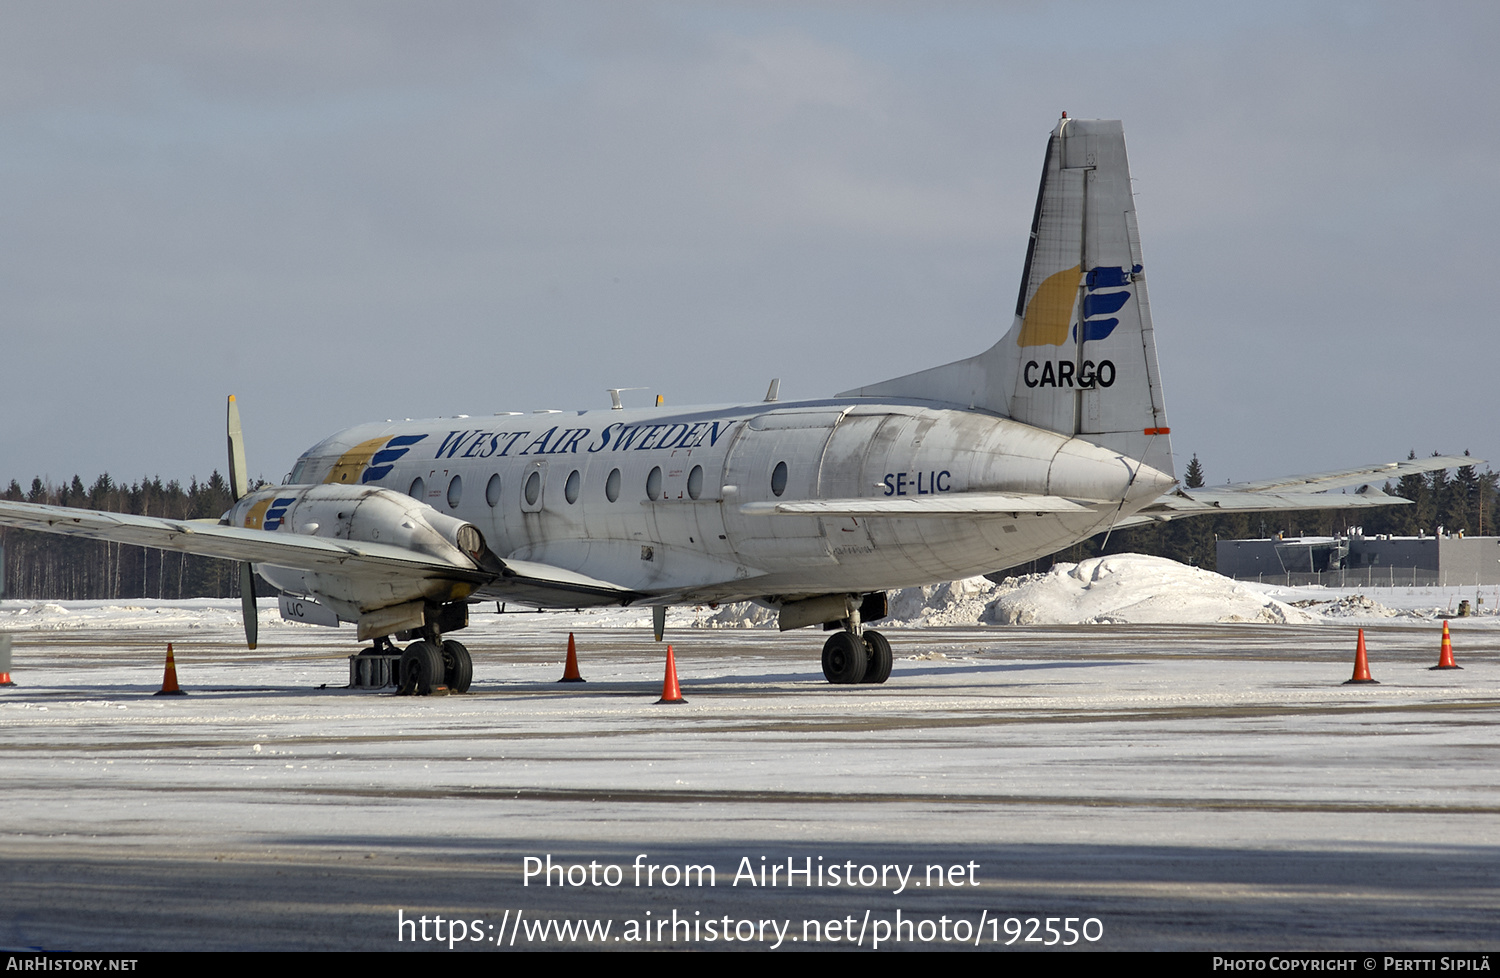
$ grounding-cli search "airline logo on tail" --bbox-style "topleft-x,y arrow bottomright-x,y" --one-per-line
1015,264 -> 1141,347
1074,264 -> 1140,343
322,434 -> 429,485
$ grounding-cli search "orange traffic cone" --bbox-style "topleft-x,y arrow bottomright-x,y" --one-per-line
1343,629 -> 1379,685
558,633 -> 586,682
1430,620 -> 1462,670
154,643 -> 188,696
656,644 -> 686,704
0,633 -> 14,687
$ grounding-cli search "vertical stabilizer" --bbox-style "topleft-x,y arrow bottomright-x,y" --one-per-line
842,117 -> 1175,480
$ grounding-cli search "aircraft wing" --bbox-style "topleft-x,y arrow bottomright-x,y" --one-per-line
0,500 -> 641,605
479,557 -> 644,605
740,491 -> 1108,518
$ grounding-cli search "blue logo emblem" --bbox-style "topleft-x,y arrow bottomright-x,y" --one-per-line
362,434 -> 428,483
1073,265 -> 1140,343
263,497 -> 297,531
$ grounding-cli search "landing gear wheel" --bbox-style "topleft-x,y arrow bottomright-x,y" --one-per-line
399,640 -> 445,695
861,630 -> 892,684
441,640 -> 473,693
822,631 -> 867,685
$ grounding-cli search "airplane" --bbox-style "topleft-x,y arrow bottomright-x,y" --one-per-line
0,116 -> 1474,694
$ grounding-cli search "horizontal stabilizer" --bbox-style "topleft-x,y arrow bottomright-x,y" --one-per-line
1141,486 -> 1407,516
741,491 -> 1106,519
1218,455 -> 1482,494
1113,455 -> 1485,528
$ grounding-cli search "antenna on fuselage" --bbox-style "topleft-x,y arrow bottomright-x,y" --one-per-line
607,387 -> 646,410
763,378 -> 780,402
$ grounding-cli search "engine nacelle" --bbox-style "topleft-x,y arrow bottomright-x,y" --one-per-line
228,483 -> 485,562
226,484 -> 495,630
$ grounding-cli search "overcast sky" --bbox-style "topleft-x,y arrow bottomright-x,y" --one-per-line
3,1 -> 1495,491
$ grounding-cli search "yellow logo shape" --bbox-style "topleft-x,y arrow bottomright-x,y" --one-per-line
1015,264 -> 1081,347
323,436 -> 391,484
243,497 -> 274,530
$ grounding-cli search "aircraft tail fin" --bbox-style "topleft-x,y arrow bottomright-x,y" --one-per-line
842,117 -> 1175,480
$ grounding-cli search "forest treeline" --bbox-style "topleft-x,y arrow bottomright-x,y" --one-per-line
1,472 -> 243,600
1,453 -> 1496,599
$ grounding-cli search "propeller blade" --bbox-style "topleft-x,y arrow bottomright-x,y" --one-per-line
227,395 -> 250,502
239,562 -> 258,650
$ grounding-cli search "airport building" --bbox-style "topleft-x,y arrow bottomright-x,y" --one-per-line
1216,530 -> 1500,587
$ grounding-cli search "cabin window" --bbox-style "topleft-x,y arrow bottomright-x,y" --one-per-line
524,471 -> 541,506
687,465 -> 704,500
408,476 -> 425,500
606,468 -> 622,502
771,461 -> 788,497
447,475 -> 462,509
485,473 -> 502,507
565,469 -> 581,504
646,466 -> 663,501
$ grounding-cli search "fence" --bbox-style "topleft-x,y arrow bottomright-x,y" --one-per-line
1226,567 -> 1459,588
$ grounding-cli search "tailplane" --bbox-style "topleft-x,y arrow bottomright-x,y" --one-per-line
843,116 -> 1175,479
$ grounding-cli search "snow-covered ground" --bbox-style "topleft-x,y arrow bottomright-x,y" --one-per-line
5,554 -> 1496,639
1,556 -> 1497,952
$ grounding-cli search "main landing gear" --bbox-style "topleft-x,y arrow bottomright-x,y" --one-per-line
394,638 -> 473,694
821,629 -> 892,685
819,594 -> 892,686
358,604 -> 474,695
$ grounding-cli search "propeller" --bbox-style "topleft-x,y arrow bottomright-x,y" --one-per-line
227,395 -> 258,650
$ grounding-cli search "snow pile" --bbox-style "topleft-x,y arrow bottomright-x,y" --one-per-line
702,602 -> 778,628
1,599 -> 283,633
986,555 -> 1319,625
697,554 -> 1317,629
701,576 -> 1005,629
1292,594 -> 1406,619
886,577 -> 1003,626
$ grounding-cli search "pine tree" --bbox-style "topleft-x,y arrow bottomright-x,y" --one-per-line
1185,454 -> 1205,489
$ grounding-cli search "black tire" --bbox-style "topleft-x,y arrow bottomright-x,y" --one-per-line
861,630 -> 892,684
821,631 -> 867,684
399,640 -> 444,695
441,640 -> 473,693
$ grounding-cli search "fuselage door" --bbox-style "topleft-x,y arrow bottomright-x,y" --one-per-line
816,411 -> 911,562
721,410 -> 843,566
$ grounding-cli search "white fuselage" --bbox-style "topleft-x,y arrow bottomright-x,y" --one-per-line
273,398 -> 1172,606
